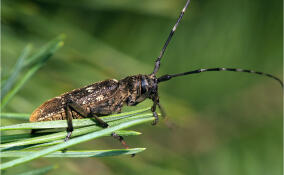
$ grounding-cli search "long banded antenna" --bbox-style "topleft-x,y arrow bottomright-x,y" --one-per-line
152,0 -> 191,75
157,68 -> 283,87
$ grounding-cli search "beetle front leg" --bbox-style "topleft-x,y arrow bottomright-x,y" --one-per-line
151,101 -> 159,125
151,95 -> 166,124
157,100 -> 166,118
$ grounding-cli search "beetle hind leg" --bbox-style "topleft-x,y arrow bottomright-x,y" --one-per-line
111,132 -> 134,157
111,133 -> 129,149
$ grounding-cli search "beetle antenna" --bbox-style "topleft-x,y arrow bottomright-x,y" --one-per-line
157,68 -> 283,87
152,0 -> 191,75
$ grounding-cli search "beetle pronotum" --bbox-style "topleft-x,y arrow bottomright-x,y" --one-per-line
30,0 -> 283,148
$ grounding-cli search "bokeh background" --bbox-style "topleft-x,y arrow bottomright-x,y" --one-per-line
2,0 -> 283,174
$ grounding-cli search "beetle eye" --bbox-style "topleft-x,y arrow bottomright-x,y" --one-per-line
141,78 -> 148,94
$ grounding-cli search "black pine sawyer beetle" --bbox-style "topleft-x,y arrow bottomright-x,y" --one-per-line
30,0 -> 283,149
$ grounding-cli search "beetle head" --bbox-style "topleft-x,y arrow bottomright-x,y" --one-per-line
138,74 -> 158,101
122,74 -> 158,106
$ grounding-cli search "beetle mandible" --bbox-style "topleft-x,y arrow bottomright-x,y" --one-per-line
30,0 -> 283,144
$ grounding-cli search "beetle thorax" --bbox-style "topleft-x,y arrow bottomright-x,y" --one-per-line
120,74 -> 157,106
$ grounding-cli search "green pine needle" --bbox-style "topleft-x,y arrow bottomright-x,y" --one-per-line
1,148 -> 146,158
0,116 -> 154,170
17,165 -> 56,175
1,35 -> 64,109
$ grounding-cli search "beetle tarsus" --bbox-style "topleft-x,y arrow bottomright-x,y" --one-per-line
152,111 -> 159,125
151,96 -> 160,125
64,131 -> 72,142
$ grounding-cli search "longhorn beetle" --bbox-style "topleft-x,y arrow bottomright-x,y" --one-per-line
30,0 -> 283,148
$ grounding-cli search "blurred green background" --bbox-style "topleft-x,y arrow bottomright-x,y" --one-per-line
2,0 -> 283,174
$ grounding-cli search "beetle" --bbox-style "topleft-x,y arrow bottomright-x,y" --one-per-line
30,0 -> 283,146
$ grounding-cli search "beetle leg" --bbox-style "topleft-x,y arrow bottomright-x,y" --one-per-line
151,101 -> 159,125
89,109 -> 108,128
151,94 -> 166,124
111,132 -> 129,149
156,99 -> 166,118
64,102 -> 107,142
90,110 -> 132,153
64,104 -> 74,142
111,132 -> 135,157
64,101 -> 110,141
68,101 -> 109,127
64,101 -> 131,151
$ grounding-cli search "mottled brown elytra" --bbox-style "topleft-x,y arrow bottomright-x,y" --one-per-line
30,0 -> 283,147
